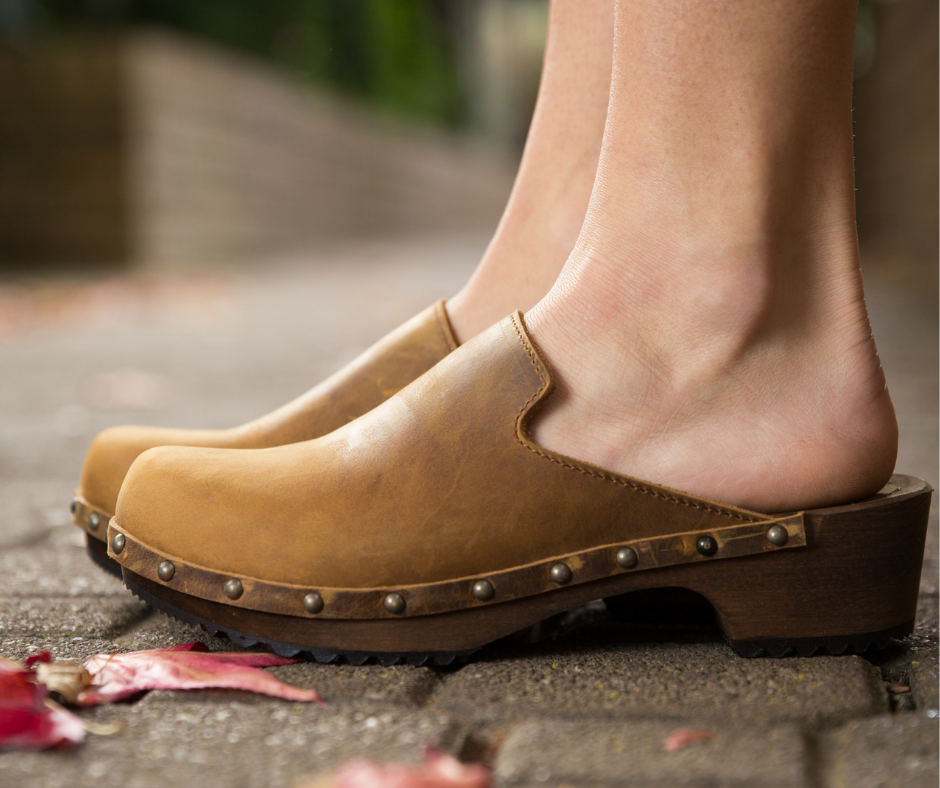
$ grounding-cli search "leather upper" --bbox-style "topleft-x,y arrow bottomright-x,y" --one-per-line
113,313 -> 770,590
79,300 -> 457,517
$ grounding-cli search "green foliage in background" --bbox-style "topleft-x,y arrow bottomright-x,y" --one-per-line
6,0 -> 465,126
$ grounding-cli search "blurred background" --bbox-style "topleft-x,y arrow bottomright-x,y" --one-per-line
0,0 -> 935,272
0,1 -> 935,557
0,0 -> 549,268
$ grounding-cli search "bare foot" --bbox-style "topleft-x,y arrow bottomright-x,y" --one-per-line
524,0 -> 897,513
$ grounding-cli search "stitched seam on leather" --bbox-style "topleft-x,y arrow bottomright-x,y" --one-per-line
508,313 -> 754,523
510,312 -> 548,387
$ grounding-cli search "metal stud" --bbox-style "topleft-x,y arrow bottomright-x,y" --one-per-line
472,579 -> 495,602
766,525 -> 789,547
302,592 -> 324,614
696,535 -> 718,557
157,561 -> 175,582
383,593 -> 406,615
223,578 -> 244,600
110,533 -> 125,555
549,562 -> 572,585
70,498 -> 78,515
88,512 -> 101,531
615,547 -> 639,569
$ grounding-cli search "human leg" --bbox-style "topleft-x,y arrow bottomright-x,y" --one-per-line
446,0 -> 613,342
526,0 -> 897,511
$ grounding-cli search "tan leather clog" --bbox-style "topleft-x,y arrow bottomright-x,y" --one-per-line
106,313 -> 931,665
72,300 -> 457,575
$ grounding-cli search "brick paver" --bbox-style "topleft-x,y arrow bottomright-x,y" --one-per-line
433,638 -> 888,727
4,703 -> 466,788
495,719 -> 809,787
819,714 -> 940,788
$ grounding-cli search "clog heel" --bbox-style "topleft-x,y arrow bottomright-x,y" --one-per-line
606,474 -> 932,657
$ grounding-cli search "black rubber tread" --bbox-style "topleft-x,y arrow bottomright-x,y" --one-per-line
85,534 -> 123,579
724,618 -> 914,658
122,572 -> 479,667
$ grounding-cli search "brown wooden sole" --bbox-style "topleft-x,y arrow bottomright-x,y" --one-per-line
71,494 -> 121,575
119,475 -> 932,663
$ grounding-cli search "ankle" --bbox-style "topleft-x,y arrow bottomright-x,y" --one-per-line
537,218 -> 863,372
447,198 -> 586,344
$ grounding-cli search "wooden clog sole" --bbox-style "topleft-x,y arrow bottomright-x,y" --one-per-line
69,494 -> 121,577
116,474 -> 931,664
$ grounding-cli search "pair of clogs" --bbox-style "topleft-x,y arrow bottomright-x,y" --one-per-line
72,302 -> 931,665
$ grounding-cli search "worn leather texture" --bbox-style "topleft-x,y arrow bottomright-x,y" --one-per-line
113,312 -> 771,590
79,300 -> 457,518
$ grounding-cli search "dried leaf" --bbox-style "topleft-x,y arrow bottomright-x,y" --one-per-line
300,748 -> 490,788
78,642 -> 324,706
0,657 -> 85,750
36,662 -> 92,705
663,728 -> 714,752
1,643 -> 321,750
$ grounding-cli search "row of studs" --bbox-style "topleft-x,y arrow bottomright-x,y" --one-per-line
71,498 -> 105,533
549,524 -> 789,584
109,524 -> 790,618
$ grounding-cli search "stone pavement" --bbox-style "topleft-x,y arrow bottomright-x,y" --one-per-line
0,239 -> 937,787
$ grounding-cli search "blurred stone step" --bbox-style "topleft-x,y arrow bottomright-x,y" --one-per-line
0,31 -> 514,266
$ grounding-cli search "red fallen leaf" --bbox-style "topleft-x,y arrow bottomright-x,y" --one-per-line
0,657 -> 85,750
24,652 -> 52,668
663,728 -> 714,752
2,642 -> 320,750
302,748 -> 491,788
77,642 -> 324,706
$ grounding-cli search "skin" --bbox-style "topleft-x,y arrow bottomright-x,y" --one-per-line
523,0 -> 898,512
446,0 -> 613,342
